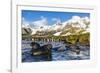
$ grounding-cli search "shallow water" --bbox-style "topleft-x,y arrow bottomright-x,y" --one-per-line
22,41 -> 90,62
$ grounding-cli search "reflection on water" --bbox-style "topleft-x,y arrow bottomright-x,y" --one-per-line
22,41 -> 90,62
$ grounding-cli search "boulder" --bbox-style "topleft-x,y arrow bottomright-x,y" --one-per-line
30,42 -> 52,61
41,44 -> 52,50
58,46 -> 66,52
70,45 -> 80,55
30,42 -> 40,50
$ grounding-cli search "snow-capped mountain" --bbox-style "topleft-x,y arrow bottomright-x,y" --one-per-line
22,16 -> 90,36
53,16 -> 90,36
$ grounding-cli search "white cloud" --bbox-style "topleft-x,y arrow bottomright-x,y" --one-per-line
52,18 -> 62,25
31,16 -> 48,29
68,16 -> 81,23
22,17 -> 30,28
82,17 -> 90,24
66,16 -> 90,29
72,16 -> 81,20
22,16 -> 49,29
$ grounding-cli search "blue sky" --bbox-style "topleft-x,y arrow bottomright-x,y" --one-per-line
22,10 -> 90,25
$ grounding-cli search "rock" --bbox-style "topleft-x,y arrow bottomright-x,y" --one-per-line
30,42 -> 52,61
58,46 -> 66,52
30,42 -> 40,50
69,45 -> 80,55
40,44 -> 52,61
41,44 -> 52,50
30,42 -> 41,56
32,51 -> 42,55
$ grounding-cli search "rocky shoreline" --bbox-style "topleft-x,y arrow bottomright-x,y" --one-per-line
22,41 -> 90,62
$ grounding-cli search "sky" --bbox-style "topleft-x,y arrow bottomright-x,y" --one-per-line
22,10 -> 90,26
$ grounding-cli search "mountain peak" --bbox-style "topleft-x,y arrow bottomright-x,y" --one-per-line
22,16 -> 90,36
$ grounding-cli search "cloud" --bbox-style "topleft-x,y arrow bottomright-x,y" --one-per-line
22,17 -> 30,28
52,18 -> 62,25
68,16 -> 81,23
67,16 -> 90,29
72,16 -> 81,20
22,17 -> 28,24
82,17 -> 90,23
31,16 -> 48,29
22,16 -> 50,31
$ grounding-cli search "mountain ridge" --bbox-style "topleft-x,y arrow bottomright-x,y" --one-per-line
22,16 -> 90,36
